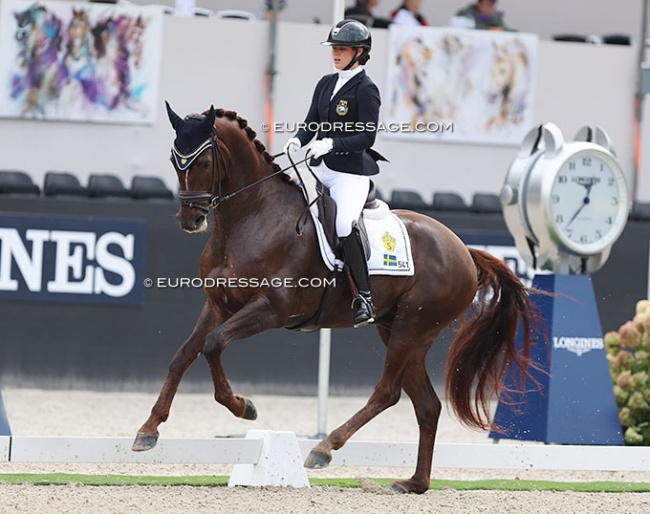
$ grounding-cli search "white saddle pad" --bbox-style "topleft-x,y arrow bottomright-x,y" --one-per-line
292,168 -> 415,277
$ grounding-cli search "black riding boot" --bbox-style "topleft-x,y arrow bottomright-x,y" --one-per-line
341,226 -> 376,328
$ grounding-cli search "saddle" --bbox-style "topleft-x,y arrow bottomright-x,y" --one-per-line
286,168 -> 413,332
316,179 -> 377,261
285,173 -> 376,332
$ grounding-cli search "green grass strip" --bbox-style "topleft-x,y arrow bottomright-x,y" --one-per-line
0,474 -> 229,487
376,478 -> 650,493
0,474 -> 649,492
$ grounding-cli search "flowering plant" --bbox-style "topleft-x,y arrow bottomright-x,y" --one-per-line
605,299 -> 650,445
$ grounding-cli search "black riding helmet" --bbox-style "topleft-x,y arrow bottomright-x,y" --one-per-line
321,19 -> 372,70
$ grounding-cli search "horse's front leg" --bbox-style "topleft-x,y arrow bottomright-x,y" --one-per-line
132,300 -> 219,451
203,295 -> 282,420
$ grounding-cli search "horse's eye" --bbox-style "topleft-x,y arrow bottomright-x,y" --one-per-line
201,160 -> 211,171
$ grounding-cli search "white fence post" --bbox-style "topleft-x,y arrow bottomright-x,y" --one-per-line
316,328 -> 331,437
229,430 -> 310,488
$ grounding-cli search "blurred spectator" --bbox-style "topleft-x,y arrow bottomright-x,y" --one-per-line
451,0 -> 512,31
345,1 -> 392,28
391,0 -> 429,26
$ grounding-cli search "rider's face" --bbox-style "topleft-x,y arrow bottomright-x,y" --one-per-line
332,46 -> 360,70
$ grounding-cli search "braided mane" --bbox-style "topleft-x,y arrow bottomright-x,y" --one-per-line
208,108 -> 281,173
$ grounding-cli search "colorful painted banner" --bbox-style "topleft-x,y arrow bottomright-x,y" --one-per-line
0,1 -> 163,123
384,25 -> 539,145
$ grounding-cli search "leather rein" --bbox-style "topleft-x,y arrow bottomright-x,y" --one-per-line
177,131 -> 310,214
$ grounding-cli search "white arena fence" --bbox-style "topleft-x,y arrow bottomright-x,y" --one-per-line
2,430 -> 650,488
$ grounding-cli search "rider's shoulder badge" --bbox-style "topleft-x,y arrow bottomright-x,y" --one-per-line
336,99 -> 349,116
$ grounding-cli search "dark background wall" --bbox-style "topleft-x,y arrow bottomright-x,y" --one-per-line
0,197 -> 647,395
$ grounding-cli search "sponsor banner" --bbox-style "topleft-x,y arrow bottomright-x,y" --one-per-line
553,336 -> 605,357
0,212 -> 146,305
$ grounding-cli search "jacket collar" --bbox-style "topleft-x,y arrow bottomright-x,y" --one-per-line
328,69 -> 366,101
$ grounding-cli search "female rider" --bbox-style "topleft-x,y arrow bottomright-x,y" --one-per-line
283,19 -> 384,328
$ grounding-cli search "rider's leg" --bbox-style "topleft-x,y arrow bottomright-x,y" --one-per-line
340,222 -> 376,327
318,167 -> 375,327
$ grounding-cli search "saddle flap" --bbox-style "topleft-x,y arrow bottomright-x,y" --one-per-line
357,217 -> 371,260
316,181 -> 340,253
316,180 -> 372,259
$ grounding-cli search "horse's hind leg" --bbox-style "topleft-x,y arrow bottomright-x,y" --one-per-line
304,325 -> 412,470
132,300 -> 218,451
389,347 -> 441,494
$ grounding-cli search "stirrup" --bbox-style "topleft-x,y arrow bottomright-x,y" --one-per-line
352,294 -> 376,328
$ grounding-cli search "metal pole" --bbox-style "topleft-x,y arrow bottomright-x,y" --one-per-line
315,0 -> 347,439
333,0 -> 345,22
634,0 -> 649,202
0,389 -> 11,436
265,0 -> 280,149
316,328 -> 331,437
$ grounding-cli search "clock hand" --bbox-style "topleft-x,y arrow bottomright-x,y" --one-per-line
566,177 -> 596,228
566,199 -> 588,228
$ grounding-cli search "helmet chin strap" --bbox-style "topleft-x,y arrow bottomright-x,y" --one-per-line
343,47 -> 368,70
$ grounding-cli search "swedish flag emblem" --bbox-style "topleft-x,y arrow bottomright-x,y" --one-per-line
383,254 -> 397,267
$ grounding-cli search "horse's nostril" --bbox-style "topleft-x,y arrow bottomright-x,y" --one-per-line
195,215 -> 206,227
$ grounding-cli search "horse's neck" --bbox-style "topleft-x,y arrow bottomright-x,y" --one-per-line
210,176 -> 304,246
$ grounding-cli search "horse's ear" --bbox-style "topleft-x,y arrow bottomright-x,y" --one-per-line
204,105 -> 216,134
165,101 -> 183,131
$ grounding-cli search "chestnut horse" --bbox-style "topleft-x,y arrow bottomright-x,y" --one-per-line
132,103 -> 542,494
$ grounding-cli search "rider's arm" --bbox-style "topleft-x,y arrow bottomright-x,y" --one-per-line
331,79 -> 380,153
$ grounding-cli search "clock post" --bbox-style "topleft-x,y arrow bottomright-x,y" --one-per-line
490,123 -> 628,445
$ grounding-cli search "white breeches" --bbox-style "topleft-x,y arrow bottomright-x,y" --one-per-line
311,162 -> 370,237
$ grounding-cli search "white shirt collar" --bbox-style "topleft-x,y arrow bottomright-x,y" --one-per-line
331,66 -> 364,99
337,66 -> 364,81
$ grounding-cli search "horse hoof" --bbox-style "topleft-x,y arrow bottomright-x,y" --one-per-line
389,481 -> 410,494
132,432 -> 159,452
242,398 -> 258,420
389,480 -> 427,494
304,450 -> 331,469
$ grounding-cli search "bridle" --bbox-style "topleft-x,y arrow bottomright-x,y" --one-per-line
176,130 -> 225,214
176,129 -> 311,214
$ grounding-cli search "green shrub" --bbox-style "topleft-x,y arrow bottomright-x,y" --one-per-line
606,300 -> 650,445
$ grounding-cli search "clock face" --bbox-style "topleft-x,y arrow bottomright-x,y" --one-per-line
548,149 -> 628,254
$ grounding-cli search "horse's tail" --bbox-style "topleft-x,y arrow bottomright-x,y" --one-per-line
444,248 -> 543,431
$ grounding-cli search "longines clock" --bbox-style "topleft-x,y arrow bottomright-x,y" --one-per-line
500,123 -> 630,274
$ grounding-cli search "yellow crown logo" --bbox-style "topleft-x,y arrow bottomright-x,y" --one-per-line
382,231 -> 396,252
336,99 -> 349,116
